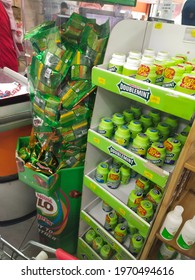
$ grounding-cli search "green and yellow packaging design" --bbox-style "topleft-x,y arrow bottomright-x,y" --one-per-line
95,162 -> 109,184
135,175 -> 150,195
114,222 -> 128,243
174,73 -> 195,95
108,53 -> 126,74
148,109 -> 161,127
129,233 -> 144,255
112,113 -> 125,130
176,131 -> 188,147
120,164 -> 131,185
114,124 -> 131,147
131,133 -> 150,157
156,122 -> 170,142
146,187 -> 163,207
123,109 -> 134,123
84,229 -> 97,245
146,142 -> 166,167
130,105 -> 142,119
164,138 -> 182,165
107,167 -> 121,189
145,127 -> 160,144
128,120 -> 142,142
104,210 -> 118,231
127,189 -> 143,211
92,236 -> 104,252
162,66 -> 185,89
97,117 -> 114,139
136,199 -> 154,222
136,63 -> 157,84
100,244 -> 113,260
163,115 -> 179,134
139,114 -> 153,132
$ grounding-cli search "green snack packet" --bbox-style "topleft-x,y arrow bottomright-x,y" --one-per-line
29,55 -> 63,95
25,21 -> 61,54
59,104 -> 90,126
58,80 -> 96,110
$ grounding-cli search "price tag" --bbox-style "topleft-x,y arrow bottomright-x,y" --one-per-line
98,77 -> 106,85
143,170 -> 153,180
118,208 -> 126,216
191,29 -> 195,37
154,22 -> 163,29
150,94 -> 160,104
93,137 -> 100,144
89,182 -> 96,191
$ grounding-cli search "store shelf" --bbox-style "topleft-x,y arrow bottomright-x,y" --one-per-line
87,129 -> 173,188
184,152 -> 195,172
83,174 -> 151,237
155,190 -> 195,259
80,197 -> 135,260
77,237 -> 102,260
92,64 -> 195,121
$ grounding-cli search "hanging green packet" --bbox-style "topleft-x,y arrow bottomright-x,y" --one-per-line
57,79 -> 96,110
42,42 -> 75,75
25,21 -> 61,54
60,13 -> 87,45
70,49 -> 93,80
33,90 -> 61,125
59,104 -> 91,126
79,21 -> 110,66
28,55 -> 64,95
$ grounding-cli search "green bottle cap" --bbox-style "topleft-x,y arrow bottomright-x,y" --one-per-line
176,131 -> 188,146
114,222 -> 127,243
145,127 -> 160,143
148,109 -> 161,125
137,200 -> 154,221
112,113 -> 125,127
100,244 -> 112,259
120,164 -> 131,185
146,188 -> 162,205
163,116 -> 178,132
85,229 -> 96,245
127,189 -> 143,210
123,109 -> 135,123
92,236 -> 104,252
130,105 -> 142,119
134,132 -> 150,145
139,114 -> 153,131
129,233 -> 144,254
98,117 -> 114,138
95,162 -> 109,184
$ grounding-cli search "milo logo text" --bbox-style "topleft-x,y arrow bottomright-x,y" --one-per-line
36,193 -> 58,215
117,80 -> 151,102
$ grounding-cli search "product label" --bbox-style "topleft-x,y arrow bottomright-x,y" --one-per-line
161,227 -> 174,240
177,234 -> 192,250
117,80 -> 151,102
108,146 -> 136,167
180,76 -> 195,90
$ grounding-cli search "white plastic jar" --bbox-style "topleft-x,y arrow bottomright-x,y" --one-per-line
108,53 -> 126,74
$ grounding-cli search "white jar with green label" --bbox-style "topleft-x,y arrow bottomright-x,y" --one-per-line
108,53 -> 126,74
122,57 -> 140,78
